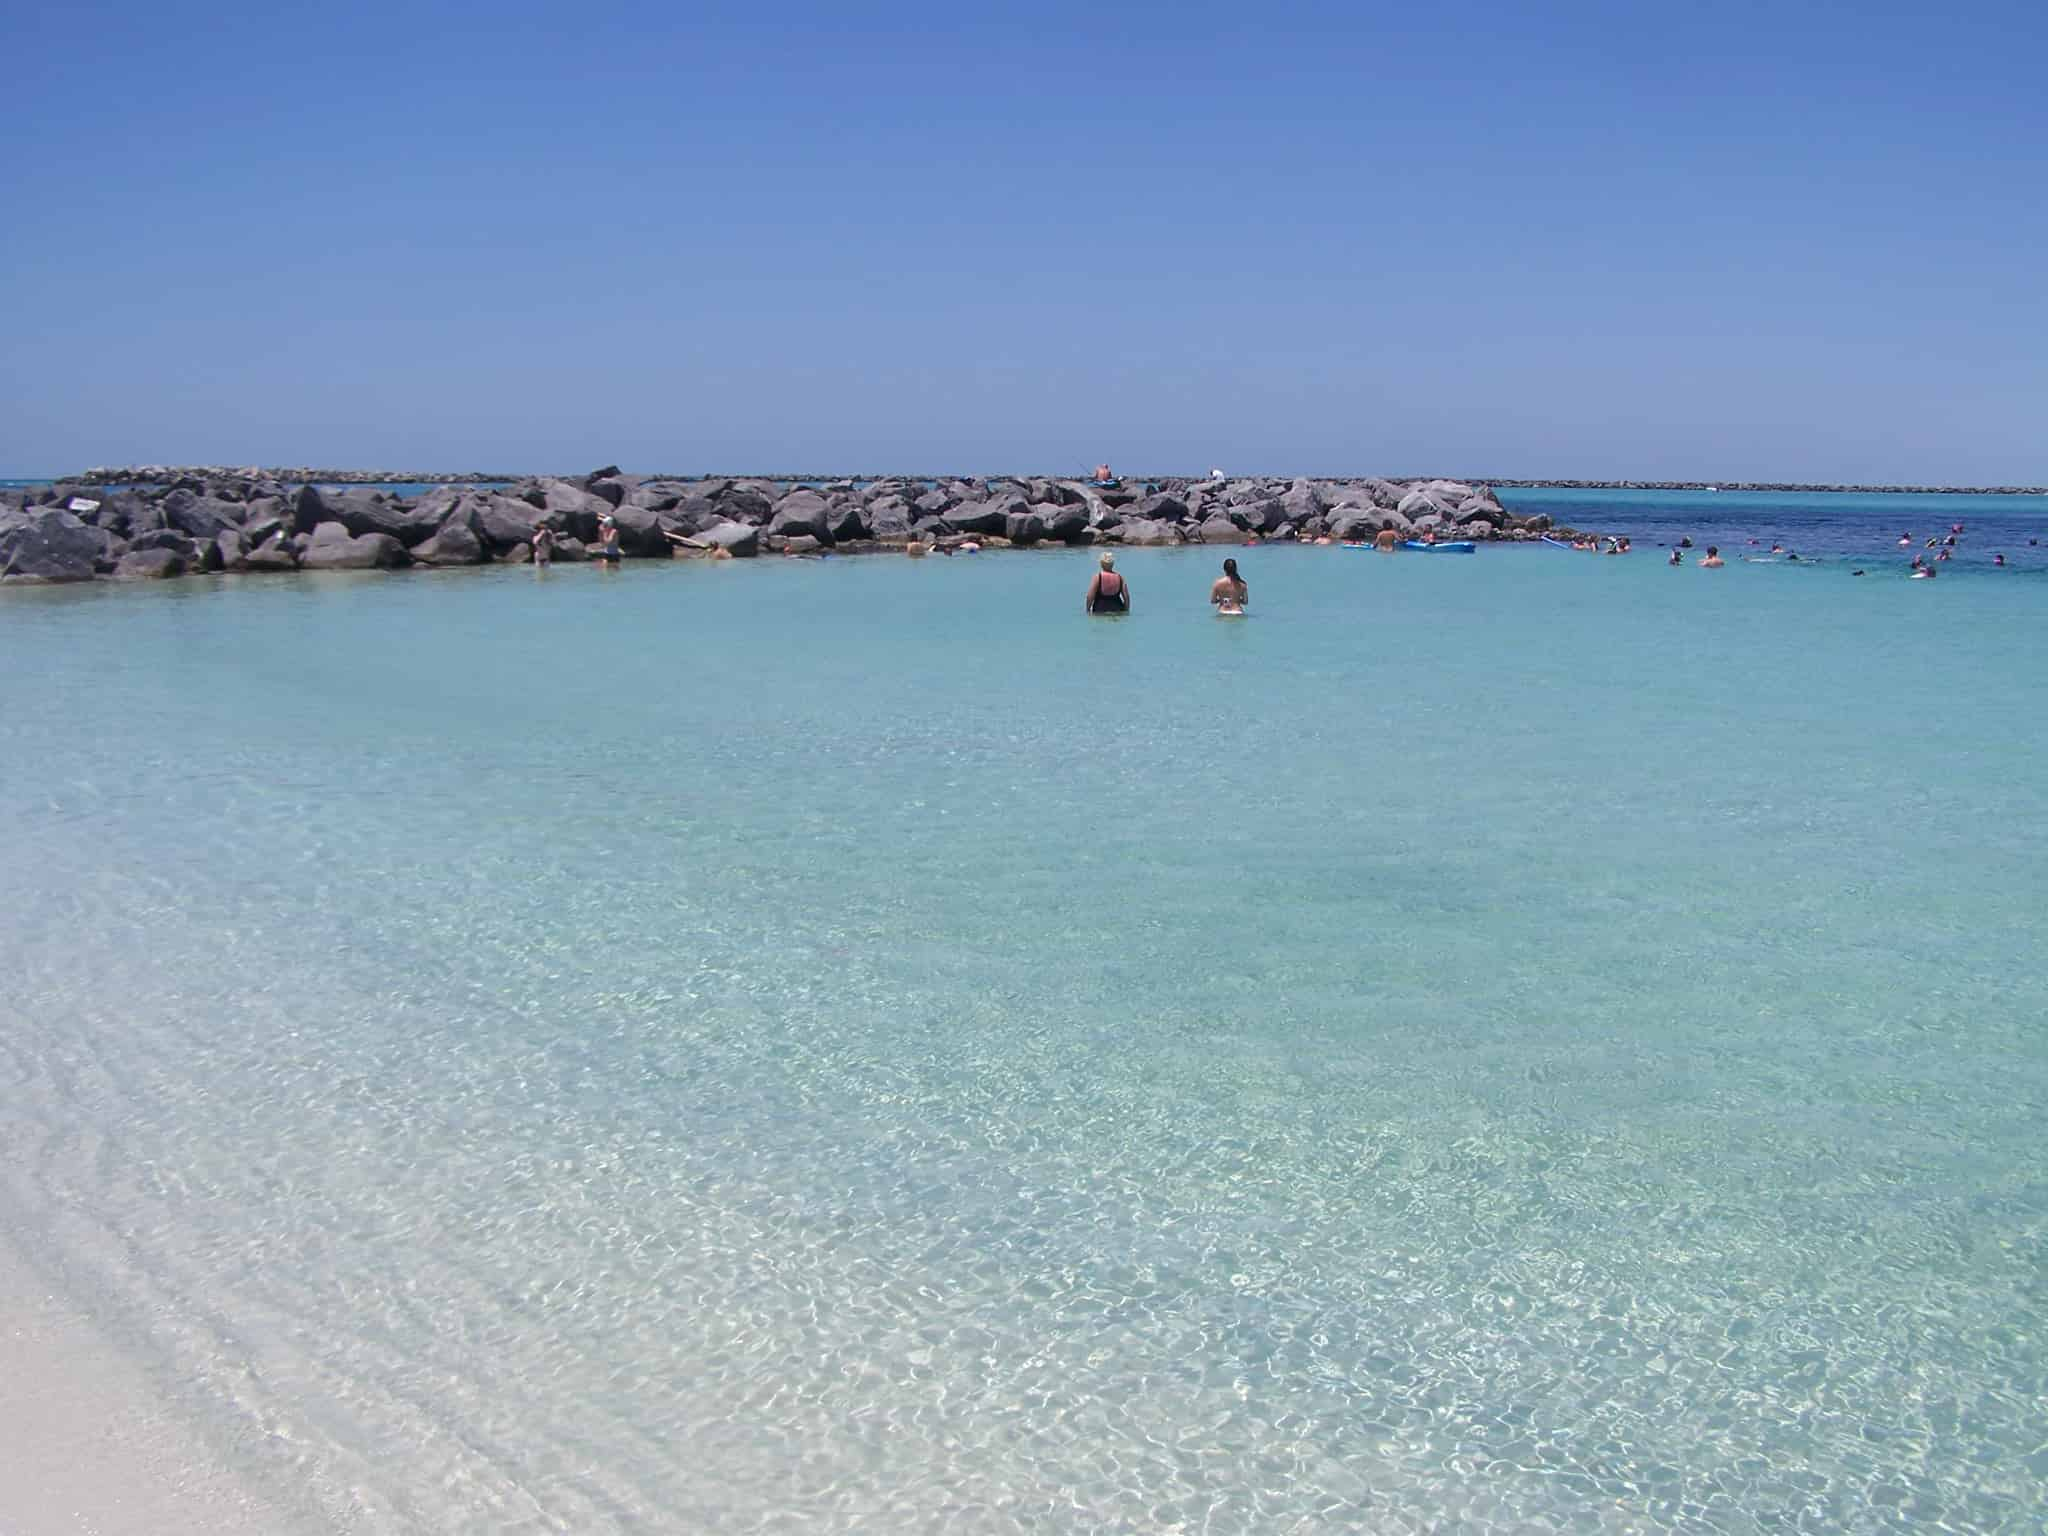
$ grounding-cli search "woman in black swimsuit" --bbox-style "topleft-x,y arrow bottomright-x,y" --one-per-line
1085,553 -> 1130,614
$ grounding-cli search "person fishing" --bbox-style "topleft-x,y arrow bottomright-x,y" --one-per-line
1210,557 -> 1247,614
1085,552 -> 1130,614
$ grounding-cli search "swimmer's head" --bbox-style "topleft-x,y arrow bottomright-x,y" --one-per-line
1099,552 -> 1116,570
1223,558 -> 1239,579
1706,546 -> 1719,557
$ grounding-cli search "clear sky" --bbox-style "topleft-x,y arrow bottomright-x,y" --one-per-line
4,0 -> 2043,481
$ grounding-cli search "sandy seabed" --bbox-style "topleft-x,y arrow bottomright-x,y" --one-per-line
0,1228 -> 324,1536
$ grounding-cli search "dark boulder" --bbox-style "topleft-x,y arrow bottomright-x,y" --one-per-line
292,484 -> 334,534
868,496 -> 915,540
1005,510 -> 1048,545
303,532 -> 409,570
216,528 -> 250,570
693,520 -> 760,557
606,504 -> 675,556
717,482 -> 776,522
129,527 -> 199,555
162,488 -> 237,541
1135,493 -> 1189,523
411,509 -> 486,565
473,493 -> 545,553
625,481 -> 690,513
0,509 -> 101,582
913,487 -> 955,516
1118,518 -> 1181,546
1042,503 -> 1089,542
768,490 -> 835,542
826,502 -> 869,543
113,548 -> 186,580
242,533 -> 299,571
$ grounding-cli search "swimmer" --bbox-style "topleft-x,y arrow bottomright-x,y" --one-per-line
1085,551 -> 1130,614
1700,546 -> 1725,568
1374,522 -> 1400,552
1898,533 -> 1911,546
1669,549 -> 1684,566
1995,553 -> 2006,567
957,540 -> 980,554
1679,536 -> 1694,548
1852,569 -> 1865,577
531,522 -> 555,567
1937,548 -> 1951,561
594,513 -> 621,560
1210,556 -> 1248,614
1911,565 -> 1936,579
905,538 -> 929,558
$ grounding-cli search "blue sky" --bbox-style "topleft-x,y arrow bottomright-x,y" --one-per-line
3,0 -> 2043,480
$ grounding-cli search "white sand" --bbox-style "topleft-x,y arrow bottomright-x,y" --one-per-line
0,1230 -> 327,1536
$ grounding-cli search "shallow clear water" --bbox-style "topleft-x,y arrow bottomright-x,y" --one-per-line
3,543 -> 2046,1533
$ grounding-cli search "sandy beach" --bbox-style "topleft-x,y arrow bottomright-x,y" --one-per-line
0,1229 -> 323,1536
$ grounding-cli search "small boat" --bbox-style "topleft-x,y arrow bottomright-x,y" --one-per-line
1402,539 -> 1475,553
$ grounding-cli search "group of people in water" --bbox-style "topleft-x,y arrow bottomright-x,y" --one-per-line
1082,554 -> 1248,615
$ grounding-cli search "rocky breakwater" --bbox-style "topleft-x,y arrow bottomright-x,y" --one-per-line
1,469 -> 1551,585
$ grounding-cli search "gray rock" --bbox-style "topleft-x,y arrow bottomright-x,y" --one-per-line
307,520 -> 356,548
216,528 -> 249,570
1197,515 -> 1246,543
768,490 -> 835,542
625,481 -> 690,513
777,533 -> 824,555
1117,518 -> 1182,546
242,533 -> 299,571
411,510 -> 486,565
1042,503 -> 1089,542
129,528 -> 199,556
914,487 -> 956,516
867,496 -> 915,540
302,532 -> 409,570
1005,510 -> 1048,545
606,504 -> 675,556
693,520 -> 760,557
827,502 -> 868,543
473,494 -> 544,553
162,488 -> 238,541
291,484 -> 334,534
1397,488 -> 1452,519
1135,492 -> 1189,523
113,548 -> 186,580
0,509 -> 101,582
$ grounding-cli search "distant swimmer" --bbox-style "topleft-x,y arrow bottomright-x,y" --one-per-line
1911,566 -> 1936,579
1995,553 -> 2007,567
1374,522 -> 1400,551
1680,536 -> 1694,548
1210,557 -> 1248,614
905,537 -> 929,557
1701,546 -> 1725,567
1669,549 -> 1684,566
1898,533 -> 1912,546
1852,569 -> 1866,576
1086,552 -> 1130,614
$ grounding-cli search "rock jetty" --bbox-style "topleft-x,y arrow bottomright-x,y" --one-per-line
1,469 -> 1551,585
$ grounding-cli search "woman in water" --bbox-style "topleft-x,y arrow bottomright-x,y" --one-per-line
1085,552 -> 1130,614
531,521 -> 555,568
594,513 -> 622,560
1210,557 -> 1248,614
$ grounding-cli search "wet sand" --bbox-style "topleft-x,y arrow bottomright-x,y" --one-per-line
0,1230 -> 324,1536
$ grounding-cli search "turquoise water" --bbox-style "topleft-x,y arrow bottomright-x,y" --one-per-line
3,546 -> 2046,1532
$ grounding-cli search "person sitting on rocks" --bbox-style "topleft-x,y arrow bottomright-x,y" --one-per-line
1086,552 -> 1130,614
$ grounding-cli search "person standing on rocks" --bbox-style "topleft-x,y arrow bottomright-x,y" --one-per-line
1086,552 -> 1130,614
1210,558 -> 1248,614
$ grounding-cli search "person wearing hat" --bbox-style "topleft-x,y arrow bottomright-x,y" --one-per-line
594,512 -> 621,561
1085,551 -> 1130,614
